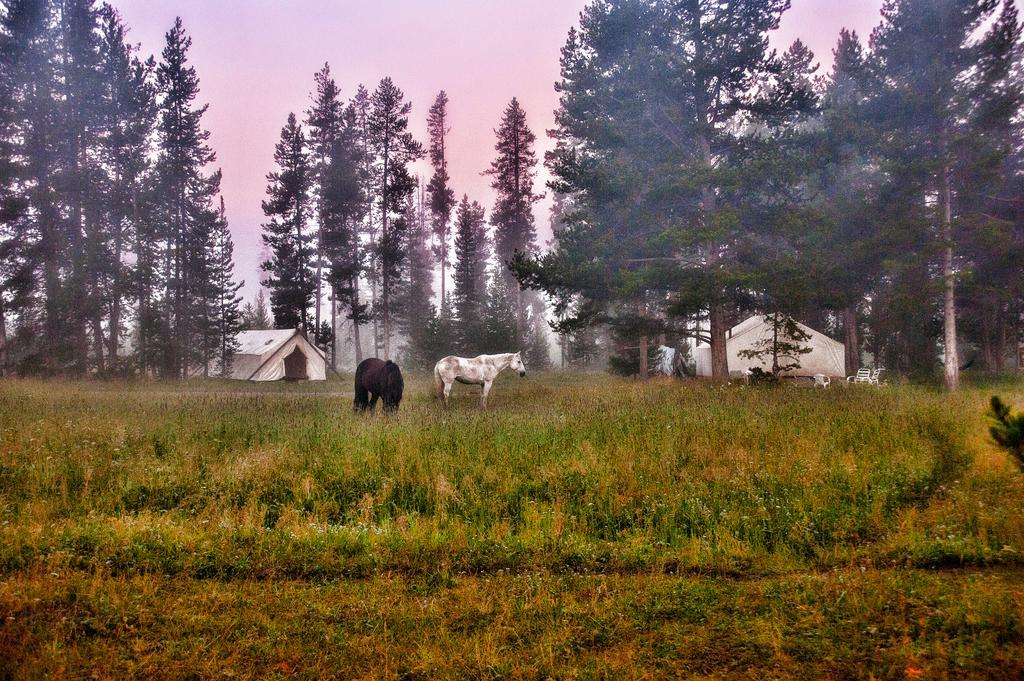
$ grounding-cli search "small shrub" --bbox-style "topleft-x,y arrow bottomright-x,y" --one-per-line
988,395 -> 1024,470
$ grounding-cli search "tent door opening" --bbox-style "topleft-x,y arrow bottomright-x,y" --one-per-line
283,347 -> 308,380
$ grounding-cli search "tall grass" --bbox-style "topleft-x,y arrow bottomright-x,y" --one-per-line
3,374 -> 1021,579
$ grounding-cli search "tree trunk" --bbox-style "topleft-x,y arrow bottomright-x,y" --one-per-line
174,201 -> 185,379
0,295 -> 8,376
71,208 -> 88,373
330,285 -> 337,372
639,334 -> 649,380
352,274 -> 363,365
709,302 -> 729,379
382,281 -> 391,361
371,277 -> 380,355
1016,311 -> 1022,369
91,313 -> 105,375
941,162 -> 959,391
516,286 -> 526,343
108,226 -> 123,362
381,170 -> 391,360
132,188 -> 148,377
698,128 -> 728,380
995,301 -> 1007,371
315,234 -> 322,339
843,304 -> 859,376
296,209 -> 308,334
89,200 -> 105,376
771,314 -> 780,375
42,206 -> 61,373
981,298 -> 995,371
68,94 -> 89,374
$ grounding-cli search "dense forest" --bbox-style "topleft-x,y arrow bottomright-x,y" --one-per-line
0,0 -> 1022,389
0,0 -> 551,377
257,71 -> 551,372
516,0 -> 1024,389
0,2 -> 238,377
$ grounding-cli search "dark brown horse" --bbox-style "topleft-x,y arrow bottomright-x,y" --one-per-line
354,358 -> 404,414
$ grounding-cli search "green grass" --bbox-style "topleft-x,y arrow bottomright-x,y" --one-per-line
2,373 -> 1024,677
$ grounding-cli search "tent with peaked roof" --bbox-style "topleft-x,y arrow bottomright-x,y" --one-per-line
694,315 -> 845,378
228,329 -> 326,381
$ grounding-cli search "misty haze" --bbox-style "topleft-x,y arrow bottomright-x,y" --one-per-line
1,0 -> 1024,678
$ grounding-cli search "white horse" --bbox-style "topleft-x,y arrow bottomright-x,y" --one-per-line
433,352 -> 527,408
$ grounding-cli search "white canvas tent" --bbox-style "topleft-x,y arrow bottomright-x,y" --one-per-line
694,315 -> 845,378
228,329 -> 327,381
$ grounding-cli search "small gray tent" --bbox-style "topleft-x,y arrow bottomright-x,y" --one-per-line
228,329 -> 326,381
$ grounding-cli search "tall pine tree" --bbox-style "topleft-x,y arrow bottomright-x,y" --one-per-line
486,97 -> 542,338
205,197 -> 242,376
396,181 -> 441,368
305,63 -> 343,340
366,77 -> 423,359
451,194 -> 488,354
153,17 -> 223,377
98,5 -> 156,371
321,103 -> 369,368
426,90 -> 456,313
261,112 -> 314,332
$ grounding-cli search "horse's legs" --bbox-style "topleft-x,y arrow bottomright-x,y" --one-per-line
442,381 -> 452,408
480,380 -> 492,409
368,393 -> 380,413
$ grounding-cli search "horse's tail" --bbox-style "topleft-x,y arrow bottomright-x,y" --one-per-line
433,362 -> 444,400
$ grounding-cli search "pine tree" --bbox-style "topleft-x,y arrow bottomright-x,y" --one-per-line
989,395 -> 1024,468
426,91 -> 456,313
366,77 -> 423,359
451,195 -> 488,354
207,197 -> 242,376
261,112 -> 315,332
523,302 -> 551,369
241,289 -> 272,330
0,1 -> 32,375
350,83 -> 380,355
481,271 -> 519,353
306,63 -> 344,339
565,325 -> 601,370
59,0 -> 107,373
737,314 -> 813,377
807,29 -> 881,376
486,97 -> 541,334
153,17 -> 222,377
397,183 -> 439,369
98,5 -> 156,371
321,103 -> 369,367
10,0 -> 66,372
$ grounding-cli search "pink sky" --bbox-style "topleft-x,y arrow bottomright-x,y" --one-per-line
111,0 -> 884,301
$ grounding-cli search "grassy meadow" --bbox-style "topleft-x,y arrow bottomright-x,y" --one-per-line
2,372 -> 1024,678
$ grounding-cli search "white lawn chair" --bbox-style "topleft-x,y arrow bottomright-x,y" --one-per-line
813,373 -> 831,389
847,368 -> 871,384
868,368 -> 884,385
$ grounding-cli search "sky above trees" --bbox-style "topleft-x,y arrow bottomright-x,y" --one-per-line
110,0 -> 884,298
